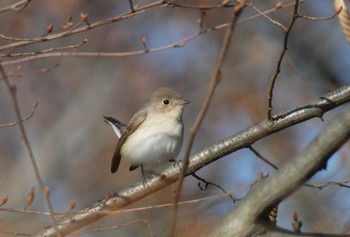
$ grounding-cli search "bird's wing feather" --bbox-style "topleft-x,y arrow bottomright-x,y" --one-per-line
110,110 -> 148,173
103,116 -> 127,138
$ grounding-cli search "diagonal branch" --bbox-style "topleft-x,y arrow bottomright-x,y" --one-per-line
212,106 -> 350,237
0,103 -> 38,128
33,84 -> 350,237
0,65 -> 61,236
0,0 -> 32,14
168,2 -> 246,237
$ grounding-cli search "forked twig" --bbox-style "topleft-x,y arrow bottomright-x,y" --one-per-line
192,173 -> 237,203
267,0 -> 300,120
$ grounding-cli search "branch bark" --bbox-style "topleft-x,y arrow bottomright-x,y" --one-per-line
212,103 -> 350,237
34,84 -> 350,236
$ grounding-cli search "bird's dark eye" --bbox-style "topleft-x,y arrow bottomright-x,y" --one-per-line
162,99 -> 169,105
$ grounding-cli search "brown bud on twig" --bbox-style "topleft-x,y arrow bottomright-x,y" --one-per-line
27,187 -> 35,204
80,12 -> 89,21
7,69 -> 13,77
47,23 -> 54,34
44,186 -> 50,198
141,36 -> 148,52
0,194 -> 8,207
70,200 -> 76,210
221,0 -> 231,7
216,70 -> 223,81
25,186 -> 35,209
275,2 -> 282,9
103,193 -> 111,203
292,210 -> 298,221
176,41 -> 186,47
233,2 -> 245,16
62,22 -> 74,29
19,132 -> 24,141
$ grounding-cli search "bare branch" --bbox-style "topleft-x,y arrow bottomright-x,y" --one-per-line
0,230 -> 31,236
7,64 -> 59,78
192,173 -> 238,203
305,178 -> 350,189
212,106 -> 350,237
298,7 -> 342,21
168,2 -> 246,236
0,1 -> 168,52
267,0 -> 300,120
166,1 -> 235,9
33,85 -> 350,237
0,65 -> 61,236
0,39 -> 88,57
128,0 -> 135,12
0,1 -> 300,66
0,0 -> 32,14
0,103 -> 38,128
248,145 -> 278,170
82,219 -> 154,236
247,2 -> 287,31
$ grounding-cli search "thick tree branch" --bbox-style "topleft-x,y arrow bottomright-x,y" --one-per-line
34,84 -> 350,237
212,106 -> 350,237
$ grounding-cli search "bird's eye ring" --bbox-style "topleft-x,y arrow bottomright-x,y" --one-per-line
162,99 -> 169,105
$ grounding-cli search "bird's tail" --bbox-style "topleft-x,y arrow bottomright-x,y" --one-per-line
103,116 -> 126,138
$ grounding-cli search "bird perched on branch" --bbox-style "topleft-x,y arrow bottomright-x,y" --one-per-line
104,87 -> 190,177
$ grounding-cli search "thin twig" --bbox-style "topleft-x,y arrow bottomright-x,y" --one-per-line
0,40 -> 88,57
7,64 -> 59,78
81,219 -> 154,236
168,2 -> 246,237
247,1 -> 287,31
166,1 -> 235,9
192,173 -> 237,203
0,0 -> 32,14
0,191 -> 233,216
298,7 -> 342,21
304,178 -> 350,189
248,145 -> 278,170
0,103 -> 38,128
128,0 -> 135,12
0,1 -> 300,66
267,0 -> 300,120
0,230 -> 31,236
0,65 -> 61,237
0,0 -> 168,52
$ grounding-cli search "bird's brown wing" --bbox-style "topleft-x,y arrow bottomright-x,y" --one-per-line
110,110 -> 148,173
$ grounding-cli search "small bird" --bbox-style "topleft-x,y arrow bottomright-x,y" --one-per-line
104,87 -> 190,176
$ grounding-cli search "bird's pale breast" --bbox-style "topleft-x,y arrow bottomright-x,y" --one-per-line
121,112 -> 184,171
